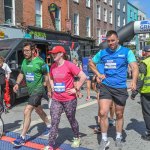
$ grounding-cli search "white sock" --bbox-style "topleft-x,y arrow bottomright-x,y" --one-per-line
102,133 -> 108,141
20,135 -> 25,139
116,132 -> 122,139
47,124 -> 51,128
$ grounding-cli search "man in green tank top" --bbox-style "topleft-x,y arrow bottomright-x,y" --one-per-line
12,42 -> 51,147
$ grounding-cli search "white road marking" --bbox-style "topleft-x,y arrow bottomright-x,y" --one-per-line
13,100 -> 97,132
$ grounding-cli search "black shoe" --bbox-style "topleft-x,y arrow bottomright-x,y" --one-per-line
141,134 -> 150,141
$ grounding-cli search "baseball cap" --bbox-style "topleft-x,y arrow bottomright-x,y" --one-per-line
143,45 -> 150,52
48,46 -> 66,54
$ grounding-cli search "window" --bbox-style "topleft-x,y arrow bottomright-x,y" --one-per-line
134,12 -> 137,20
103,30 -> 107,35
104,0 -> 107,3
109,11 -> 112,24
123,4 -> 126,12
117,15 -> 120,27
73,0 -> 79,3
35,0 -> 42,27
104,8 -> 107,22
123,17 -> 125,26
97,28 -> 101,45
130,10 -> 133,18
74,13 -> 79,35
4,0 -> 15,24
108,0 -> 112,6
117,1 -> 120,9
55,8 -> 61,31
86,0 -> 90,7
97,5 -> 101,20
86,17 -> 91,37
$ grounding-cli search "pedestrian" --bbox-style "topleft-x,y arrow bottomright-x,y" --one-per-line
0,56 -> 12,108
89,30 -> 139,150
131,45 -> 150,141
42,46 -> 86,150
72,57 -> 83,98
12,42 -> 51,147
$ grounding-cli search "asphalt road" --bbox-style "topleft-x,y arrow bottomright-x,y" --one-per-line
2,81 -> 150,150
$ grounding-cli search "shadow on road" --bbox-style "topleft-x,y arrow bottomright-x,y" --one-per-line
126,118 -> 145,135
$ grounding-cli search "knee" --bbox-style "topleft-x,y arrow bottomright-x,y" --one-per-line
24,107 -> 32,117
116,112 -> 123,119
99,110 -> 107,119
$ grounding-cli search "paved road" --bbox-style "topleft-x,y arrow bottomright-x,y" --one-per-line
2,81 -> 150,150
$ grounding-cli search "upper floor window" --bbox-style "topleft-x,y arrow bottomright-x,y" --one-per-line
35,0 -> 42,27
104,0 -> 107,3
74,13 -> 79,35
4,0 -> 15,24
123,4 -> 126,12
97,5 -> 101,20
130,10 -> 133,18
73,0 -> 79,3
117,1 -> 120,9
108,0 -> 112,6
104,8 -> 107,22
117,15 -> 120,27
86,0 -> 90,8
86,17 -> 91,37
55,8 -> 61,31
97,28 -> 101,45
123,17 -> 125,26
109,11 -> 112,24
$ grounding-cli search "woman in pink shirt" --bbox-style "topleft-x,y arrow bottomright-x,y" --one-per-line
43,46 -> 86,150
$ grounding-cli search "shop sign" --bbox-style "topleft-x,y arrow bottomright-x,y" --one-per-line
29,31 -> 46,40
48,3 -> 57,12
101,35 -> 106,42
0,30 -> 5,39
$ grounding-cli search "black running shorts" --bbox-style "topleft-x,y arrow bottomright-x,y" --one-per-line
99,84 -> 129,106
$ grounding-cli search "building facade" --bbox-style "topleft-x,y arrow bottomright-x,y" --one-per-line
114,0 -> 127,31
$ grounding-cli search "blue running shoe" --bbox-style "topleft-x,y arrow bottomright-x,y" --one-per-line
43,127 -> 51,136
12,136 -> 25,146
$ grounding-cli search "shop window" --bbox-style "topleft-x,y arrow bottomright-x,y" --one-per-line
4,0 -> 15,25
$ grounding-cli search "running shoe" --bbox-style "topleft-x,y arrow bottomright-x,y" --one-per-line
43,127 -> 51,136
12,136 -> 25,146
141,133 -> 150,141
115,138 -> 123,150
109,118 -> 115,126
71,137 -> 81,148
99,140 -> 110,150
41,146 -> 54,150
86,96 -> 90,101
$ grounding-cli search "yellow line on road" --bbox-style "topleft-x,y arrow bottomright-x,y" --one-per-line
13,100 -> 97,132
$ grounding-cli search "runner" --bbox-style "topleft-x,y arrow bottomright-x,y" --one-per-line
12,42 -> 51,147
42,46 -> 86,150
89,30 -> 139,150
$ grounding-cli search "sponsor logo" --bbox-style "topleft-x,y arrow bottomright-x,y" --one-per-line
140,20 -> 150,31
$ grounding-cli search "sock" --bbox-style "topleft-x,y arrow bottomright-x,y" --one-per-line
47,124 -> 51,128
102,133 -> 108,141
116,132 -> 122,139
20,135 -> 25,139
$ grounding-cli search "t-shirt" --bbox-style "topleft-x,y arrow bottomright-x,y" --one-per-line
21,57 -> 48,95
50,60 -> 80,101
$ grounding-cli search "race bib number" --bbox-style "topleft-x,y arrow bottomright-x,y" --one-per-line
54,83 -> 65,93
104,60 -> 116,69
26,72 -> 35,82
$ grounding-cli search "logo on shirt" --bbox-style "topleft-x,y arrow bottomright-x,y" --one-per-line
118,54 -> 125,57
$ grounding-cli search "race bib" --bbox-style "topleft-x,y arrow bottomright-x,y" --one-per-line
26,72 -> 35,82
54,83 -> 65,93
104,60 -> 116,69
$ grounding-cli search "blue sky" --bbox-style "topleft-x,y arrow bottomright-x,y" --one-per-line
129,0 -> 150,19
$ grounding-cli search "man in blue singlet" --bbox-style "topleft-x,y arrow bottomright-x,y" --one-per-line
89,30 -> 139,150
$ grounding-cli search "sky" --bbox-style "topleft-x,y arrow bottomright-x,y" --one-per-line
129,0 -> 150,19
